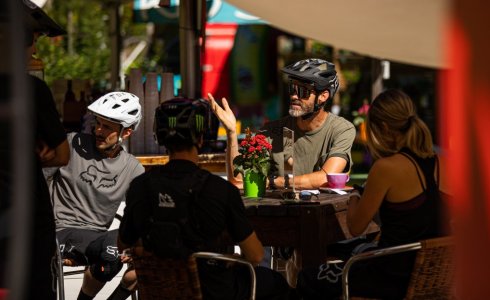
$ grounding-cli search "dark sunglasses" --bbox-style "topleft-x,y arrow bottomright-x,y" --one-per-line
288,81 -> 316,99
299,191 -> 319,201
282,190 -> 319,201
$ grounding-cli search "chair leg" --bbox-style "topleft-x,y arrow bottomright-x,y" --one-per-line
55,239 -> 65,300
270,247 -> 275,269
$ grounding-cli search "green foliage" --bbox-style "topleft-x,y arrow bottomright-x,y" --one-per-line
36,0 -> 146,87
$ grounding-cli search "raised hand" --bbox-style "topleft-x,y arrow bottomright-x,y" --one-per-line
206,93 -> 237,134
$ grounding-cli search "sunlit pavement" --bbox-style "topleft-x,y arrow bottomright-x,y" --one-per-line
60,265 -> 128,300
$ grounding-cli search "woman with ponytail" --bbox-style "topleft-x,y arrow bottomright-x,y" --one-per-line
297,89 -> 449,299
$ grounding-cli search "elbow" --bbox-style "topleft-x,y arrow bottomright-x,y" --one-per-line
348,226 -> 364,237
347,218 -> 365,237
56,140 -> 70,166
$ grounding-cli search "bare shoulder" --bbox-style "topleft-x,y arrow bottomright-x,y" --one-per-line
367,157 -> 395,186
370,155 -> 402,172
372,154 -> 426,202
369,154 -> 414,183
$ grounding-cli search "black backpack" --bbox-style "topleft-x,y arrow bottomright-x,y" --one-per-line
143,168 -> 210,259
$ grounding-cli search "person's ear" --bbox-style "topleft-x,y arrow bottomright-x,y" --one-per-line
318,90 -> 330,104
121,128 -> 133,140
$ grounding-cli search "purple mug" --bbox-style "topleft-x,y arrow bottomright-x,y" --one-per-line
326,173 -> 350,189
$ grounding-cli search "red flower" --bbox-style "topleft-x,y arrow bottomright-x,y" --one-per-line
233,127 -> 272,177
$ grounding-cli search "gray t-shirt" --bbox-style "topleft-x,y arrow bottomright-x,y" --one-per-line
50,132 -> 145,231
261,113 -> 356,176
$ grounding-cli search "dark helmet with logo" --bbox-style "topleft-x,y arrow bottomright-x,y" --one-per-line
281,58 -> 339,101
154,98 -> 210,148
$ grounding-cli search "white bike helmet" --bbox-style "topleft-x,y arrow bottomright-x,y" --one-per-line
88,92 -> 142,130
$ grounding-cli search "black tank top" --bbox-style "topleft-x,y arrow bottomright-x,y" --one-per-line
378,148 -> 446,247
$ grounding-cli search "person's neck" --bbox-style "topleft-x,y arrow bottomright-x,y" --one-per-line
169,147 -> 199,164
296,109 -> 329,132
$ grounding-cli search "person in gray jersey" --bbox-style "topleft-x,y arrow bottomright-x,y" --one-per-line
207,58 -> 355,190
207,58 -> 356,286
48,92 -> 144,300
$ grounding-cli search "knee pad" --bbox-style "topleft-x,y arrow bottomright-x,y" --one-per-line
90,259 -> 123,282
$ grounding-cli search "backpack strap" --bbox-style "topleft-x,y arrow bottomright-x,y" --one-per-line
186,168 -> 210,236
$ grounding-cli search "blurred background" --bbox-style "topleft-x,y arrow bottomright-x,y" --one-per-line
27,0 -> 442,177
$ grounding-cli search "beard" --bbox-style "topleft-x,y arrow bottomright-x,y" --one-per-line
95,135 -> 117,150
288,100 -> 314,117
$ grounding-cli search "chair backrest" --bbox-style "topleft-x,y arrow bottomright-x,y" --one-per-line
342,236 -> 453,300
133,254 -> 202,300
405,236 -> 454,299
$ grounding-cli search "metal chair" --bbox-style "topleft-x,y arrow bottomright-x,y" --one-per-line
132,251 -> 257,300
342,236 -> 454,300
55,237 -> 86,300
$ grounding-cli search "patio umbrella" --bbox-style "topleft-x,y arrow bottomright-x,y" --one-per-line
226,0 -> 451,69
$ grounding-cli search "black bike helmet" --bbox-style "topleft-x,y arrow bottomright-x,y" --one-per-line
22,0 -> 66,37
154,98 -> 210,147
281,58 -> 340,101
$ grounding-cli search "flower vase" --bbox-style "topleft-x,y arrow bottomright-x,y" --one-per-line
243,172 -> 266,198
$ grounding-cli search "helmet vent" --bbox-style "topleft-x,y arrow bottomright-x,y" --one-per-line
127,109 -> 139,116
121,98 -> 129,103
112,104 -> 121,109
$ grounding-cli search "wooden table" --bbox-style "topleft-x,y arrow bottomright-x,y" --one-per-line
242,191 -> 379,268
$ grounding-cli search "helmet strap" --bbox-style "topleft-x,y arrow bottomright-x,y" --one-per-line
115,128 -> 125,147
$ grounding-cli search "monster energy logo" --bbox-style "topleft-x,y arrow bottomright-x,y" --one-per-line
196,115 -> 204,131
169,117 -> 177,128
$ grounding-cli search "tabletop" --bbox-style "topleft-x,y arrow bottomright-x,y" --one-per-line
240,190 -> 379,268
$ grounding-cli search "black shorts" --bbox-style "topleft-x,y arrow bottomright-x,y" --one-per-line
57,228 -> 119,265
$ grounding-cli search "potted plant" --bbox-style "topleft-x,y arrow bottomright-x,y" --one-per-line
233,128 -> 273,198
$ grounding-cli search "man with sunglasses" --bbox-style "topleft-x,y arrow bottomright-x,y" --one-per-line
208,58 -> 355,190
208,59 -> 355,285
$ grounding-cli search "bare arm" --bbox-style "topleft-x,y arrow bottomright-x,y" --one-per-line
273,156 -> 348,190
237,231 -> 264,266
347,161 -> 388,236
37,139 -> 70,167
206,93 -> 242,186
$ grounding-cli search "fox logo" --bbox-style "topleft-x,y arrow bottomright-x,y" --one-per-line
317,263 -> 343,283
158,193 -> 175,208
80,165 -> 118,188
